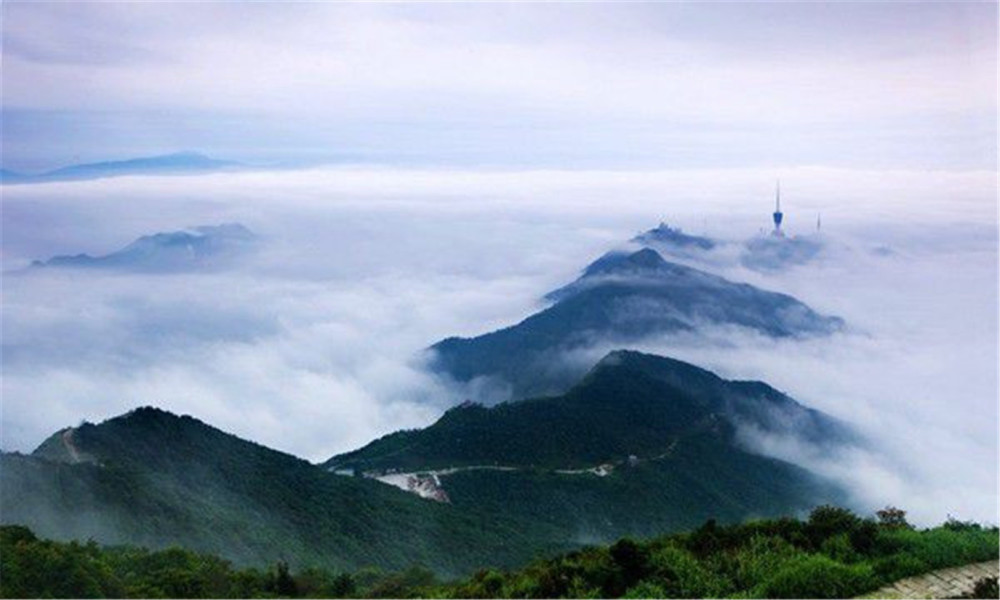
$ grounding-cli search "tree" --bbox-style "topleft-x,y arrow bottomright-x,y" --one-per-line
273,560 -> 298,597
876,506 -> 911,530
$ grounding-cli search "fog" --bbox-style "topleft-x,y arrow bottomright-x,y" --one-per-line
1,166 -> 996,526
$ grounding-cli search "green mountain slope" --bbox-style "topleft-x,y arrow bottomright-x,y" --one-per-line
2,353 -> 855,576
327,351 -> 850,541
331,350 -> 852,472
1,408 -> 565,576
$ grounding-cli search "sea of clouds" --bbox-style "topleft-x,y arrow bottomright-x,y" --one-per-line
1,166 -> 996,525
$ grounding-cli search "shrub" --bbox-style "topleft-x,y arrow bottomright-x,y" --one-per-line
820,533 -> 859,564
870,552 -> 926,584
623,581 -> 669,599
366,566 -> 438,598
647,544 -> 725,598
271,560 -> 297,597
609,539 -> 649,589
962,576 -> 999,599
733,534 -> 800,590
450,568 -> 505,599
849,520 -> 880,556
685,518 -> 723,558
805,505 -> 861,549
944,517 -> 983,533
755,554 -> 877,599
892,527 -> 999,570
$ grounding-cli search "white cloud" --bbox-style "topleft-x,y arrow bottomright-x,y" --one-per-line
1,165 -> 995,526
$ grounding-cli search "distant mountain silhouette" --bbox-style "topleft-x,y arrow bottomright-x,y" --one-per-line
2,152 -> 239,184
0,169 -> 32,183
633,222 -> 829,272
32,224 -> 259,273
742,235 -> 825,271
430,248 -> 843,399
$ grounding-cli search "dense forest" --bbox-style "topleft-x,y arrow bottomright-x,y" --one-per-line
2,506 -> 996,598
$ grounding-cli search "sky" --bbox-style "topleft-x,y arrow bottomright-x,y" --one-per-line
1,1 -> 996,171
1,2 -> 998,526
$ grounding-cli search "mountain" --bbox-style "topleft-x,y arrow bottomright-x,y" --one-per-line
328,350 -> 848,540
742,235 -> 825,271
430,248 -> 843,398
2,152 -> 239,184
0,356 -> 853,576
0,407 -> 566,575
633,223 -> 716,258
0,169 -> 31,184
632,223 -> 829,273
32,224 -> 259,273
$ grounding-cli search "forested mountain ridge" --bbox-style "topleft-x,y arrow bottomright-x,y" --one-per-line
1,407 -> 568,576
333,350 -> 852,472
326,351 -> 851,541
2,351 -> 854,575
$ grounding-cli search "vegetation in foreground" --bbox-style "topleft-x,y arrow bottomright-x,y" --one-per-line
1,506 -> 996,599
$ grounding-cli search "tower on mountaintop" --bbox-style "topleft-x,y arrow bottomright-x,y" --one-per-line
772,180 -> 784,237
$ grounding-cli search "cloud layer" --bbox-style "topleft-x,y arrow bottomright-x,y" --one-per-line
1,166 -> 996,527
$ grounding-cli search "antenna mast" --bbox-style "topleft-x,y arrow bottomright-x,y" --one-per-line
771,179 -> 784,236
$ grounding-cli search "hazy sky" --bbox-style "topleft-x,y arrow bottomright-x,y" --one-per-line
1,1 -> 996,171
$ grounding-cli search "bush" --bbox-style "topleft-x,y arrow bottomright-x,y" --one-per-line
944,517 -> 983,533
609,539 -> 649,590
622,581 -> 668,598
646,544 -> 725,598
870,552 -> 927,584
962,576 -> 999,599
820,533 -> 859,564
733,534 -> 800,590
755,554 -> 877,599
450,569 -> 505,599
805,506 -> 861,549
888,527 -> 999,571
366,566 -> 438,598
849,520 -> 880,555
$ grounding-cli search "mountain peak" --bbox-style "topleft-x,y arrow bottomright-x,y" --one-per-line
33,222 -> 259,273
633,223 -> 716,251
31,406 -> 195,464
330,348 -> 851,485
582,247 -> 669,277
581,350 -> 724,398
595,349 -> 710,372
8,406 -> 555,574
436,245 -> 844,400
115,405 -> 187,425
6,151 -> 240,184
545,247 -> 698,303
